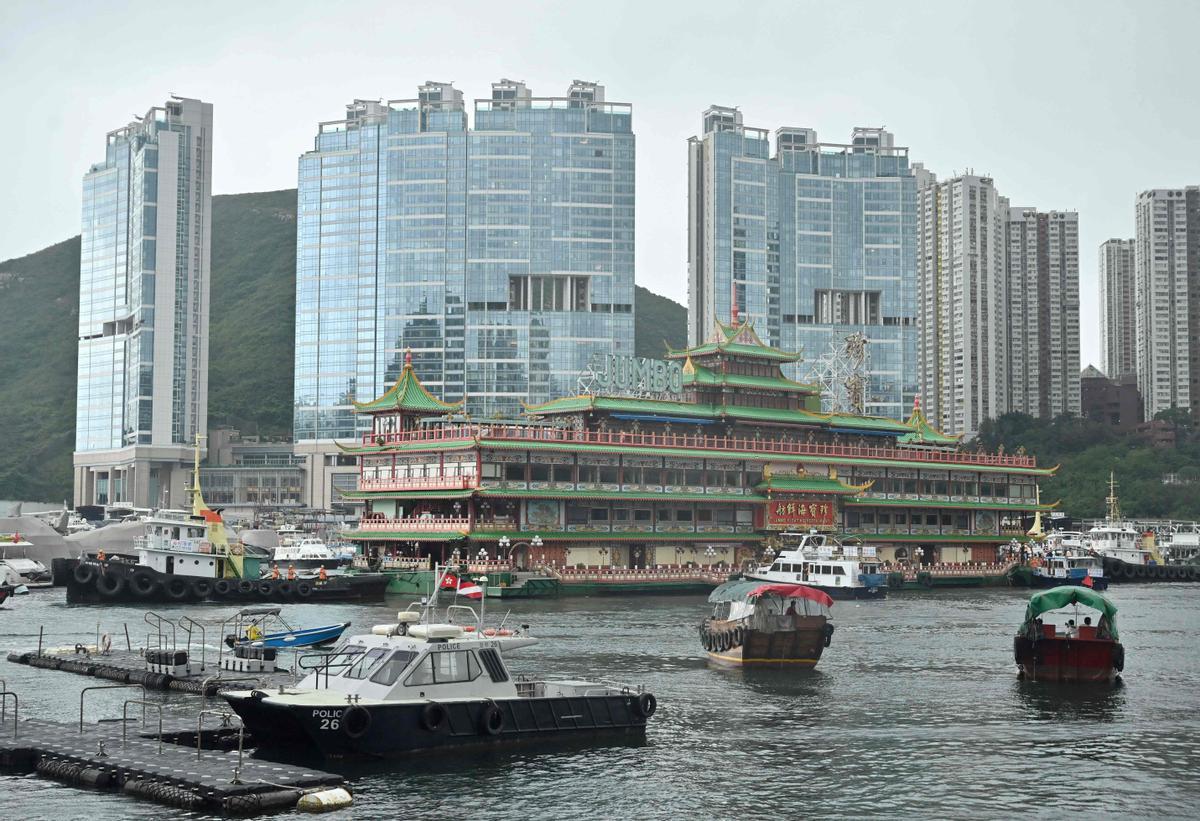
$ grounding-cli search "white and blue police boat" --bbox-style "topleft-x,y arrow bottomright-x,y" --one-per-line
746,531 -> 888,599
222,568 -> 657,758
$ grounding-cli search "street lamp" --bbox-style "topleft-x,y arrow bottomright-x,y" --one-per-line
477,547 -> 488,566
497,536 -> 511,564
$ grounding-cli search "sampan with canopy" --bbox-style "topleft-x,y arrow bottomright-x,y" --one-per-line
708,580 -> 833,621
1022,585 -> 1119,640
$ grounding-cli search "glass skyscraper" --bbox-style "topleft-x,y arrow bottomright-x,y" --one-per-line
74,96 -> 213,508
295,80 -> 634,507
688,108 -> 918,419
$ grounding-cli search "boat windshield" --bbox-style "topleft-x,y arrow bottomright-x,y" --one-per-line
343,647 -> 389,680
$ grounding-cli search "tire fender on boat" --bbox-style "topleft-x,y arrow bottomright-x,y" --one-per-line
190,578 -> 213,599
822,623 -> 836,648
73,563 -> 97,586
96,572 -> 124,597
237,580 -> 255,595
165,577 -> 190,600
420,701 -> 447,732
214,579 -> 234,596
130,570 -> 157,597
479,700 -> 504,736
634,692 -> 657,718
342,705 -> 372,739
1113,644 -> 1125,672
296,581 -> 313,598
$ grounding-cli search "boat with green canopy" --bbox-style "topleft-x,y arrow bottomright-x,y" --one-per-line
699,579 -> 834,668
1013,585 -> 1124,683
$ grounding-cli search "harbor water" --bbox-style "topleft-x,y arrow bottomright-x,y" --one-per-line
2,584 -> 1199,819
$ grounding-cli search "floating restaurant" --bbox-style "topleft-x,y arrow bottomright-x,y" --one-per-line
341,321 -> 1055,573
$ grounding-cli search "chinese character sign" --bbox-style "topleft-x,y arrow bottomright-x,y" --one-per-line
765,497 -> 836,529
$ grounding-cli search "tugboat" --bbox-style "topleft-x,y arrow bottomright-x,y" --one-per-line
746,532 -> 887,599
700,580 -> 834,667
1013,586 -> 1124,683
223,569 -> 657,758
57,441 -> 389,604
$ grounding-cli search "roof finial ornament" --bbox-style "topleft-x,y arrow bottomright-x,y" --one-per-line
405,348 -> 413,367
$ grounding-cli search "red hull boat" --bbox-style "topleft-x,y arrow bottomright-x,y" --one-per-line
1014,586 -> 1124,683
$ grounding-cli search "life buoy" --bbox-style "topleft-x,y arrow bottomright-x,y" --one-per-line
96,572 -> 124,597
342,705 -> 372,739
497,629 -> 513,637
478,700 -> 504,736
483,628 -> 498,637
420,701 -> 448,732
73,563 -> 97,585
130,570 -> 157,597
214,579 -> 234,596
295,581 -> 313,598
190,578 -> 213,599
463,625 -> 477,633
165,577 -> 190,600
634,693 -> 657,718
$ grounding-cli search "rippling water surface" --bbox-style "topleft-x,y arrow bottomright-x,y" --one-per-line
2,584 -> 1199,819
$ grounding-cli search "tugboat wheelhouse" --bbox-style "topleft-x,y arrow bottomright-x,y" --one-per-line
342,322 -> 1055,569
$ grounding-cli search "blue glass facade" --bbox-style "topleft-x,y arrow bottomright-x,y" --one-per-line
295,81 -> 635,443
688,116 -> 918,419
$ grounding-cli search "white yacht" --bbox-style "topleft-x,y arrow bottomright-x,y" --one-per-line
270,536 -> 352,575
746,532 -> 887,599
223,569 -> 657,758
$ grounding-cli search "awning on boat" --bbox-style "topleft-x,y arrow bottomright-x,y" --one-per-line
1024,586 -> 1118,637
708,579 -> 834,609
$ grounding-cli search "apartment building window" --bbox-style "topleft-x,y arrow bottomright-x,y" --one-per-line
814,290 -> 881,325
509,275 -> 590,311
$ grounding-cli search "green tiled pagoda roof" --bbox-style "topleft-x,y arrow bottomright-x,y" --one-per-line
895,403 -> 960,445
353,362 -> 464,414
683,362 -> 819,394
754,474 -> 870,495
666,320 -> 803,363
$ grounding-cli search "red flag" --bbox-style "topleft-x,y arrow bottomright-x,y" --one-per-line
440,572 -> 459,590
440,572 -> 483,599
1082,574 -> 1094,588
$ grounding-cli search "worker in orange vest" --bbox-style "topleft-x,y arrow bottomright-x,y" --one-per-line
318,565 -> 328,582
271,563 -> 280,580
287,563 -> 297,581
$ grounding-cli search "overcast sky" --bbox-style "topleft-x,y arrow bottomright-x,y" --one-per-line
2,0 -> 1196,367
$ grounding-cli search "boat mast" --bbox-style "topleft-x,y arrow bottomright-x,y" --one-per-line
1105,471 -> 1121,523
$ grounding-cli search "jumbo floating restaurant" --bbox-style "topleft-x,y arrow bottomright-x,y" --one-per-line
341,321 -> 1054,588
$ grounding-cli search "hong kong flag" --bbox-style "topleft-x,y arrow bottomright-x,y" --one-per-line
441,572 -> 483,599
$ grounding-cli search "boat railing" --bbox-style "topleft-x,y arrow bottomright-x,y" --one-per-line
361,422 -> 1038,469
144,612 -> 177,656
296,648 -> 363,690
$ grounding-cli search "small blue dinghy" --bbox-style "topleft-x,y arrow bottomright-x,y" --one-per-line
224,606 -> 350,650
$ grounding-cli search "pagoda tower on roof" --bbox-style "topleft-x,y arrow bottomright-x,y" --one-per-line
354,351 -> 463,434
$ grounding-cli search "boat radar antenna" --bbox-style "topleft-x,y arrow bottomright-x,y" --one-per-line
1105,471 -> 1121,522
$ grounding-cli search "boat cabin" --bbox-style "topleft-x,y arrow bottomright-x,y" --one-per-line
136,514 -> 222,578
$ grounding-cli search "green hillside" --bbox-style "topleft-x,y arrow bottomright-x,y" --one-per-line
0,189 -> 688,502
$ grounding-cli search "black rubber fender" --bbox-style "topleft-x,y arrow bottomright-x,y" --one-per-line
164,577 -> 190,600
478,700 -> 504,736
342,705 -> 372,739
96,572 -> 124,597
129,570 -> 157,597
257,580 -> 275,597
634,692 -> 657,718
237,580 -> 255,595
214,578 -> 234,596
1113,643 -> 1125,672
295,581 -> 313,598
73,563 -> 97,585
420,701 -> 448,732
190,578 -> 213,598
823,622 -> 836,648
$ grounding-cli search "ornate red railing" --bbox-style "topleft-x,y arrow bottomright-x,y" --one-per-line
361,423 -> 1039,469
357,476 -> 476,492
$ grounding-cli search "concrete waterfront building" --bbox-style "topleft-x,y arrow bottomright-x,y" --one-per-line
73,96 -> 213,508
1099,238 -> 1137,380
294,80 -> 635,509
916,172 -> 1008,438
687,111 -> 919,419
1134,188 -> 1200,419
1005,208 -> 1080,419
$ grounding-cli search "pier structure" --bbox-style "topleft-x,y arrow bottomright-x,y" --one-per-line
340,321 -> 1056,588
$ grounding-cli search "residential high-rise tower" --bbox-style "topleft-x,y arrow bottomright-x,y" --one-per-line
73,96 -> 213,508
687,111 -> 919,418
1134,187 -> 1200,419
916,172 -> 1008,438
1099,238 -> 1136,379
1005,207 -> 1080,419
294,81 -> 634,507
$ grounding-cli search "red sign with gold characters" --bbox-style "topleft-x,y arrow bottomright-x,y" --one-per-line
763,497 -> 836,530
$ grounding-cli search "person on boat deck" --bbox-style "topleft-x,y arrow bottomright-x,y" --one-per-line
1096,616 -> 1113,640
785,601 -> 798,616
1065,619 -> 1078,638
271,564 -> 280,580
287,563 -> 297,581
318,565 -> 328,582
